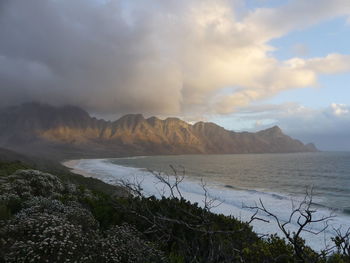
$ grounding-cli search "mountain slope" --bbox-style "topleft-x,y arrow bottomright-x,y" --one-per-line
0,103 -> 318,159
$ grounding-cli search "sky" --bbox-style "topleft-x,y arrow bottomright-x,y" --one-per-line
0,0 -> 350,150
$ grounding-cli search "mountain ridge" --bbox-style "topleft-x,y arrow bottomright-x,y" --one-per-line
0,103 -> 318,160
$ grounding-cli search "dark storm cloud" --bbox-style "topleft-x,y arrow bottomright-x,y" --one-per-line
0,0 -> 184,115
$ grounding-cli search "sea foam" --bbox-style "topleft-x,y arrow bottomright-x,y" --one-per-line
72,158 -> 350,252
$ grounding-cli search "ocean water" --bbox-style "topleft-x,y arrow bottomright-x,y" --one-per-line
71,152 -> 350,251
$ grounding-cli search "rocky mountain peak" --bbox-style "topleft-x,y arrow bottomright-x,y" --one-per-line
258,125 -> 283,136
118,114 -> 145,121
115,114 -> 146,128
0,103 -> 319,158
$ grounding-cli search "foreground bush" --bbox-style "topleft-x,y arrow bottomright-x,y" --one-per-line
0,169 -> 165,263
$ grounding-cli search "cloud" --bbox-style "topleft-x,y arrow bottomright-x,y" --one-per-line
0,0 -> 350,117
278,103 -> 350,150
243,0 -> 350,41
286,54 -> 350,74
232,102 -> 350,150
331,103 -> 349,116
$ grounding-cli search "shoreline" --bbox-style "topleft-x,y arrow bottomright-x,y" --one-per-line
61,157 -> 350,252
62,159 -> 97,178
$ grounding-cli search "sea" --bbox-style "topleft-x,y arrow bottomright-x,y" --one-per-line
70,152 -> 350,251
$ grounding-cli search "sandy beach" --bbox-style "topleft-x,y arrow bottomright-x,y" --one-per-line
62,159 -> 95,178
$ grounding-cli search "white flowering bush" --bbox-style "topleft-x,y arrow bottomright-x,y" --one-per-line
98,224 -> 167,263
21,197 -> 100,231
1,209 -> 166,262
0,170 -> 65,206
8,170 -> 65,198
0,169 -> 167,262
2,211 -> 97,262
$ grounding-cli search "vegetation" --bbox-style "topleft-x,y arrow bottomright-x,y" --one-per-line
0,148 -> 128,196
0,160 -> 349,262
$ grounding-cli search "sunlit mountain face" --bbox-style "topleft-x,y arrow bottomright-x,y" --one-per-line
0,103 -> 316,160
0,0 -> 349,150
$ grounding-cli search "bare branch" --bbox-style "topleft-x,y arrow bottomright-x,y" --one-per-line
200,179 -> 223,213
243,187 -> 335,262
118,176 -> 145,197
332,226 -> 350,257
148,165 -> 185,199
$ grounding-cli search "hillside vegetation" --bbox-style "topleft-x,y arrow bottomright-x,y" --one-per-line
0,159 -> 349,262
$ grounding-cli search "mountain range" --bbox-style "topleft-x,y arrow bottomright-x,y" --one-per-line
0,103 -> 317,160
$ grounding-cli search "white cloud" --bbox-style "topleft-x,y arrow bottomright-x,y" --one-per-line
225,102 -> 350,150
0,0 -> 349,117
331,103 -> 349,116
291,54 -> 350,74
243,0 -> 350,42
